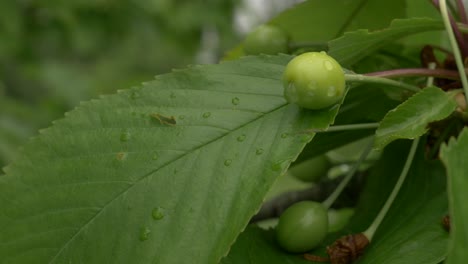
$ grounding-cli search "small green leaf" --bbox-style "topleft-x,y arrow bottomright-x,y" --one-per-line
329,18 -> 444,67
270,0 -> 406,43
0,55 -> 341,263
440,128 -> 468,264
375,87 -> 457,149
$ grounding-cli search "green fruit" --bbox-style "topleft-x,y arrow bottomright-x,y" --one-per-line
244,24 -> 289,55
288,155 -> 331,182
276,201 -> 328,253
327,208 -> 355,233
283,52 -> 345,110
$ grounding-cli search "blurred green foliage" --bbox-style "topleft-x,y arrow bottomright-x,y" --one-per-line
0,0 -> 240,168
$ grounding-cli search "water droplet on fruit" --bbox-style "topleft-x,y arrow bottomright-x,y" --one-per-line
120,131 -> 131,142
256,148 -> 264,155
224,159 -> 232,166
281,133 -> 288,138
152,207 -> 165,220
232,97 -> 240,105
202,112 -> 211,118
324,60 -> 334,71
139,227 -> 151,241
307,80 -> 317,90
237,134 -> 246,142
286,83 -> 298,103
327,86 -> 337,97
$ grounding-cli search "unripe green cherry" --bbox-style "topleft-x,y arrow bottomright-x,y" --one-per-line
283,52 -> 345,110
288,155 -> 331,183
244,24 -> 289,55
276,201 -> 328,253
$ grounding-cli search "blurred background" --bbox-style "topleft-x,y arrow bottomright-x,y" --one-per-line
0,0 -> 304,169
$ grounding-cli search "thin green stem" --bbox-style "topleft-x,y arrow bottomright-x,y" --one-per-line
426,62 -> 437,87
345,74 -> 420,93
322,140 -> 374,209
306,123 -> 379,133
441,0 -> 468,106
325,123 -> 379,132
363,137 -> 420,241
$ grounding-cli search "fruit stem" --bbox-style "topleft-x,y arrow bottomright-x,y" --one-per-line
322,140 -> 374,209
325,123 -> 379,132
440,0 -> 468,107
363,68 -> 461,80
305,123 -> 379,133
363,137 -> 420,241
344,74 -> 420,93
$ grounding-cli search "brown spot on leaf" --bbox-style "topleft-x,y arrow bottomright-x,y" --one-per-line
442,215 -> 450,232
151,113 -> 176,126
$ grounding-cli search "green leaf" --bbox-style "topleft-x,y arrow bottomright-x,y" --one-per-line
329,18 -> 445,67
221,226 -> 312,264
270,0 -> 406,43
440,128 -> 468,264
0,55 -> 340,263
375,87 -> 457,149
355,140 -> 448,264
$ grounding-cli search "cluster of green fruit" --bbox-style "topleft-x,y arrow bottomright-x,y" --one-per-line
244,25 -> 355,253
276,155 -> 355,253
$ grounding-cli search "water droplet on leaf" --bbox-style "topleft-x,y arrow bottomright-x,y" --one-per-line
170,92 -> 176,99
256,148 -> 264,155
152,154 -> 159,160
237,134 -> 246,142
232,97 -> 240,105
130,91 -> 139,100
202,112 -> 211,118
224,159 -> 232,166
152,207 -> 165,220
120,131 -> 131,142
281,133 -> 288,138
179,115 -> 185,120
116,152 -> 128,161
139,227 -> 151,241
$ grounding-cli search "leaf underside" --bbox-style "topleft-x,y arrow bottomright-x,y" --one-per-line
0,55 -> 341,263
440,128 -> 468,264
375,87 -> 457,150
